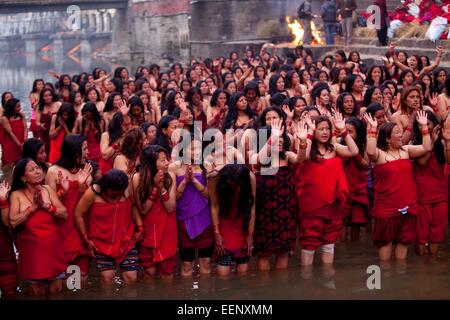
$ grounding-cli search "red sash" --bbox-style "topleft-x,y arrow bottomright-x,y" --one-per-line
89,198 -> 135,263
373,159 -> 418,219
59,181 -> 88,262
413,153 -> 448,204
2,118 -> 25,165
16,209 -> 67,280
142,198 -> 177,262
297,157 -> 349,215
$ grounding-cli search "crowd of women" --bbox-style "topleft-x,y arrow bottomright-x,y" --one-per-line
0,43 -> 449,296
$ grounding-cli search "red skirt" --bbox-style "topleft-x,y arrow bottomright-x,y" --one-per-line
177,221 -> 214,250
2,118 -> 25,165
373,215 -> 416,248
417,202 -> 448,245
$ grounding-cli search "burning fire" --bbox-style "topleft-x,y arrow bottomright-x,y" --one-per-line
286,17 -> 324,45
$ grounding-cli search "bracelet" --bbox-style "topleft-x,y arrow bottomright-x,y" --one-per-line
0,198 -> 9,209
405,127 -> 412,132
307,134 -> 313,141
367,133 -> 377,138
160,190 -> 170,202
332,131 -> 337,137
111,143 -> 119,150
340,129 -> 349,139
299,142 -> 308,150
421,129 -> 430,136
213,224 -> 220,234
267,137 -> 272,146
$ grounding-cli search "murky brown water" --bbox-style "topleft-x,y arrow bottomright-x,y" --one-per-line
5,230 -> 450,300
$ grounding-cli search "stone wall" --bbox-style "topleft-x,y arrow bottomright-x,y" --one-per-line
128,0 -> 190,66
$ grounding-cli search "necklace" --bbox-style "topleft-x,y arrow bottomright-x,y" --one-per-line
387,149 -> 401,161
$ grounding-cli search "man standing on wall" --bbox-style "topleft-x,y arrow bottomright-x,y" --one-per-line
298,0 -> 313,45
321,0 -> 337,45
337,0 -> 357,46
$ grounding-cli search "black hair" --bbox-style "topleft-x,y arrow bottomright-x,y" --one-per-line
343,117 -> 366,155
217,164 -> 254,233
54,134 -> 85,170
4,98 -> 22,119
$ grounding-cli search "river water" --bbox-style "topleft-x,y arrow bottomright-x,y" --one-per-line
1,52 -> 450,300
5,230 -> 450,300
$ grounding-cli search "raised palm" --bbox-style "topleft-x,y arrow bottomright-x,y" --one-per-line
0,180 -> 10,200
364,113 -> 378,130
295,120 -> 308,141
415,110 -> 428,127
78,163 -> 93,186
333,111 -> 346,131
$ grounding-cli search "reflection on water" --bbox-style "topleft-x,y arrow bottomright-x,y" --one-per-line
6,232 -> 450,300
0,54 -> 113,120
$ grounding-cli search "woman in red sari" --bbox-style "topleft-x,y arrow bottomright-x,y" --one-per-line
209,164 -> 256,277
296,113 -> 359,267
48,103 -> 76,164
36,88 -> 62,156
364,111 -> 432,261
131,145 -> 177,279
0,180 -> 17,296
412,111 -> 448,256
46,135 -> 92,283
99,112 -> 126,175
73,102 -> 105,163
9,158 -> 68,295
0,98 -> 28,183
74,169 -> 141,287
341,117 -> 370,241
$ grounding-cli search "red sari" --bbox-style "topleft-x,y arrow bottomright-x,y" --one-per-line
373,159 -> 418,219
342,156 -> 369,224
141,197 -> 177,263
59,181 -> 88,269
88,198 -> 135,263
372,159 -> 418,247
297,157 -> 349,218
99,157 -> 114,176
85,128 -> 102,163
2,118 -> 25,165
219,209 -> 246,251
49,129 -> 65,164
16,208 -> 67,280
413,153 -> 448,245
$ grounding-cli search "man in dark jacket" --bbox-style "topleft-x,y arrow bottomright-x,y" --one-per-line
321,0 -> 337,45
337,0 -> 357,45
298,0 -> 313,45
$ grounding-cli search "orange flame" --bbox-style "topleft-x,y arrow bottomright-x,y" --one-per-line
286,17 -> 324,45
